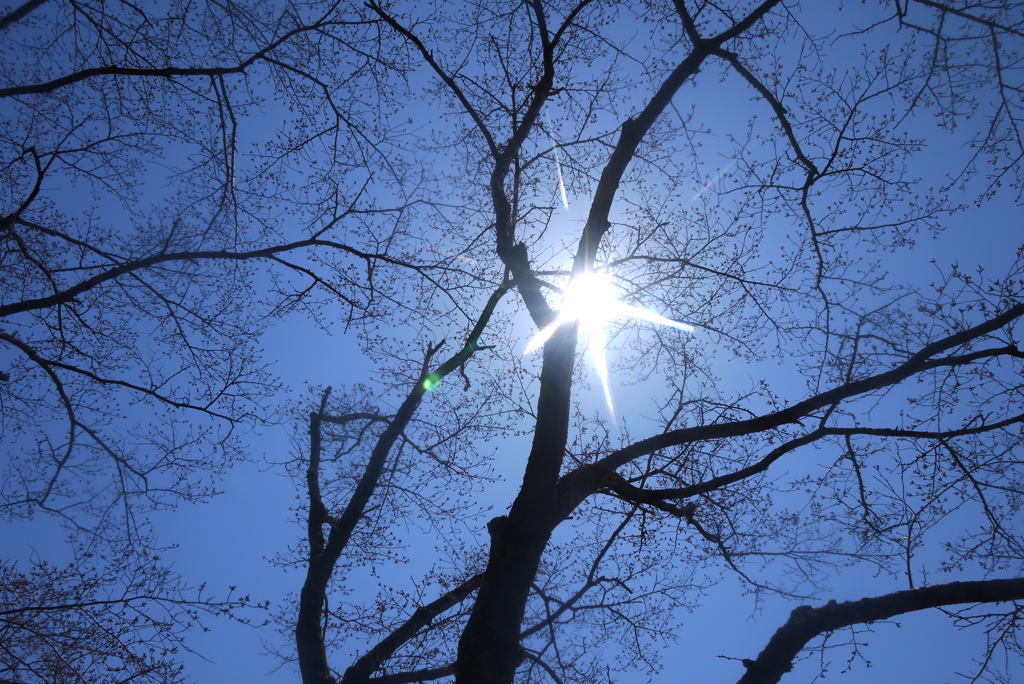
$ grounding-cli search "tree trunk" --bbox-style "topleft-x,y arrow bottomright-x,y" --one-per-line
456,326 -> 577,684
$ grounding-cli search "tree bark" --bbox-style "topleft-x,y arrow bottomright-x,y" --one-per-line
297,287 -> 509,684
455,326 -> 577,684
737,578 -> 1024,684
0,0 -> 50,32
342,574 -> 483,684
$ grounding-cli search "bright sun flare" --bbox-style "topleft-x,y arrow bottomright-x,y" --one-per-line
525,271 -> 693,417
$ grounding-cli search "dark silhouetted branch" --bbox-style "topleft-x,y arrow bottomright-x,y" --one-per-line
737,578 -> 1024,684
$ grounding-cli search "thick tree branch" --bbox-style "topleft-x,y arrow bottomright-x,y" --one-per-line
573,0 -> 786,270
599,471 -> 697,518
0,0 -> 50,32
0,14 -> 372,97
671,0 -> 703,45
634,411 -> 1024,502
0,591 -> 238,616
715,48 -> 819,176
908,0 -> 1024,40
297,283 -> 510,684
306,389 -> 335,558
0,342 -> 239,420
341,574 -> 484,684
366,1 -> 498,158
343,3 -> 559,331
552,303 -> 1024,519
0,64 -> 252,98
598,304 -> 1024,474
736,578 -> 1024,684
369,665 -> 454,684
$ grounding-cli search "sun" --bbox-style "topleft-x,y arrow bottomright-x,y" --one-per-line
525,270 -> 692,417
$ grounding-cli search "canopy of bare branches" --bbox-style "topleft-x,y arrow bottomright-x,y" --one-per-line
3,1 -> 1024,683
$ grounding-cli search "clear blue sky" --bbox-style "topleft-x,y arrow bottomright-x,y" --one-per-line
4,1 -> 1024,682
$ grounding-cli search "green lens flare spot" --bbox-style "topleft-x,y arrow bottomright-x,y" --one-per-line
421,372 -> 441,391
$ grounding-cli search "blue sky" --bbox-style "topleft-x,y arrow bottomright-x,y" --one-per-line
4,1 -> 1024,682
136,157 -> 1024,683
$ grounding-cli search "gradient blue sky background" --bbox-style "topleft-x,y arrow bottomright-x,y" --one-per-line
4,0 -> 1024,682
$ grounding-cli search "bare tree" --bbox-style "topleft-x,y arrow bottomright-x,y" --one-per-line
6,0 -> 1024,683
0,542 -> 265,684
281,1 -> 1024,683
0,0 -> 430,536
0,0 -> 453,679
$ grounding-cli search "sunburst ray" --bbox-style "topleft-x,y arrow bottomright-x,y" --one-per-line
525,270 -> 693,416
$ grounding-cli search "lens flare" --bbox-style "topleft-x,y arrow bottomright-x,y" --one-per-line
551,138 -> 570,210
525,271 -> 693,417
545,113 -> 570,210
691,157 -> 738,202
